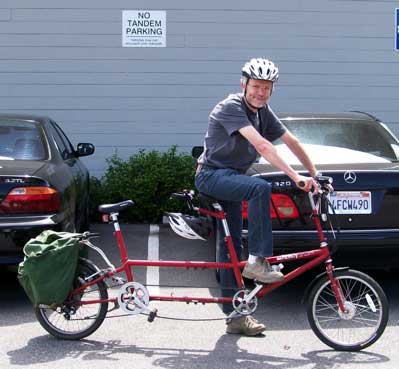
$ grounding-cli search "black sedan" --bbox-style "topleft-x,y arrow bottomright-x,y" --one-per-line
244,112 -> 399,268
0,114 -> 94,265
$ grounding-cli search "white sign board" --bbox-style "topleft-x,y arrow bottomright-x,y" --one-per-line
122,10 -> 166,47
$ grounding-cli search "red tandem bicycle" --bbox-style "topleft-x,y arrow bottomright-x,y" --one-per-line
34,176 -> 388,351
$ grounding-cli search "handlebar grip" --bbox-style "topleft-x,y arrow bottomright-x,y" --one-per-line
170,192 -> 188,200
298,181 -> 305,188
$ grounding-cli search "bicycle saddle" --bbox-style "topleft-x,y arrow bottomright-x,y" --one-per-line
98,200 -> 134,214
198,192 -> 222,210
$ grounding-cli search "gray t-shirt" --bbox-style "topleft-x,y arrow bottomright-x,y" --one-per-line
198,92 -> 286,173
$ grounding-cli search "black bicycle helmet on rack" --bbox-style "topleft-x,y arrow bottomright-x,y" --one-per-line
166,212 -> 212,241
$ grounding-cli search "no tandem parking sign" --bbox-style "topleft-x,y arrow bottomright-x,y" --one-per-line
122,10 -> 166,47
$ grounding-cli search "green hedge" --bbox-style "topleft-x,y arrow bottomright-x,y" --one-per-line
90,146 -> 196,223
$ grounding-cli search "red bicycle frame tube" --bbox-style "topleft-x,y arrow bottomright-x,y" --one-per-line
71,190 -> 345,311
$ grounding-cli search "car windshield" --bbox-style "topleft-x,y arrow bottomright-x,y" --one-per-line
0,120 -> 47,160
277,119 -> 399,162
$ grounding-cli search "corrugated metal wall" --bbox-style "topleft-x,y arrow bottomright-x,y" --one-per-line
0,0 -> 398,176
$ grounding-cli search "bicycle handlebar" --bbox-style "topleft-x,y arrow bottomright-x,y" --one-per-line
299,175 -> 334,194
170,190 -> 196,211
306,176 -> 334,221
315,175 -> 333,187
170,192 -> 189,201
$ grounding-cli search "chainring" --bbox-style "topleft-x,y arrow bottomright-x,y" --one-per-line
117,282 -> 150,315
232,289 -> 258,315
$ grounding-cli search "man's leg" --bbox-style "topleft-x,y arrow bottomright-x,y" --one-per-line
195,169 -> 270,334
196,168 -> 273,257
217,200 -> 243,315
217,200 -> 266,336
247,182 -> 273,257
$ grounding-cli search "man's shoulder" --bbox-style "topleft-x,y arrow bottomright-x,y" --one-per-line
222,92 -> 244,106
214,93 -> 245,114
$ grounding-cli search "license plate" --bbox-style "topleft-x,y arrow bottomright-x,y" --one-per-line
329,191 -> 372,214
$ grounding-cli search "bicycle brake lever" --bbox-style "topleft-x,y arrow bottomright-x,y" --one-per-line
83,232 -> 100,239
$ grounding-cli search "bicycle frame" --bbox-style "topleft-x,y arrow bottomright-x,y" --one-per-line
71,191 -> 346,312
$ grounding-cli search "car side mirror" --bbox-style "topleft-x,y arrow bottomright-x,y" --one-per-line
76,143 -> 95,157
191,146 -> 204,159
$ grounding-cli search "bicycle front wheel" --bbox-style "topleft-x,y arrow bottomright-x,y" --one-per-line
307,269 -> 388,351
35,258 -> 109,340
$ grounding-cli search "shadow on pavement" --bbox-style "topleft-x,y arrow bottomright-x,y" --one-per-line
7,334 -> 390,369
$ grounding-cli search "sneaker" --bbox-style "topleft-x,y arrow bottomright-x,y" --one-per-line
226,315 -> 266,336
242,258 -> 284,283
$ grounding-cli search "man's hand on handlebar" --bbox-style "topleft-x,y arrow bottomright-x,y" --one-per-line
295,175 -> 319,193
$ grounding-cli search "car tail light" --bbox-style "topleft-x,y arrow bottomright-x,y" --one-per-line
242,194 -> 299,220
270,194 -> 299,219
242,201 -> 249,219
0,187 -> 60,214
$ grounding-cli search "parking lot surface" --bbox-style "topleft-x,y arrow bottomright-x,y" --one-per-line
1,223 -> 399,369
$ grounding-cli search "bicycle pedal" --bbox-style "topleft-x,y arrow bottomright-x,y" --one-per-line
147,308 -> 158,322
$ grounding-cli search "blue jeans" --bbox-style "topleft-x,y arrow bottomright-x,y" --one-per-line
195,168 -> 273,314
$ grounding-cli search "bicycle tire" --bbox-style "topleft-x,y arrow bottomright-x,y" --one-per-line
307,269 -> 388,351
35,258 -> 108,340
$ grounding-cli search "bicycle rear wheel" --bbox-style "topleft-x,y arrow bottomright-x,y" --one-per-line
307,269 -> 388,351
35,258 -> 108,340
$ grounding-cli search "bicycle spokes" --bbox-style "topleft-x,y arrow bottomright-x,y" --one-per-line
308,270 -> 388,351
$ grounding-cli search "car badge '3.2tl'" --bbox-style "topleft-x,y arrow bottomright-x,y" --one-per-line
344,171 -> 357,184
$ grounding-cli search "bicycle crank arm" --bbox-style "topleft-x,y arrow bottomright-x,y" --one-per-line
245,284 -> 264,302
130,296 -> 158,321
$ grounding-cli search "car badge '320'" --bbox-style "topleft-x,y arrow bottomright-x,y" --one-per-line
344,171 -> 357,184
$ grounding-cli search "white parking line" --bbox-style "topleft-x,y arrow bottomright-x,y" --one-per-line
146,224 -> 160,295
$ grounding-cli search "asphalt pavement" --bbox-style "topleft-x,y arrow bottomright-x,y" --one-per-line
1,223 -> 399,369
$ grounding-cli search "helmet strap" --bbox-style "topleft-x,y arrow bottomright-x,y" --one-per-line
243,94 -> 259,111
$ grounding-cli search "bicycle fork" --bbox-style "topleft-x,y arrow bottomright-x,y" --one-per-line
309,192 -> 348,314
325,261 -> 347,313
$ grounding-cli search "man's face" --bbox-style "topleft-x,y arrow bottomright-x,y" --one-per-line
241,79 -> 273,109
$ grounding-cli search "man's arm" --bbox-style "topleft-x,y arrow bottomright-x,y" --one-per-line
280,131 -> 318,177
239,125 -> 316,191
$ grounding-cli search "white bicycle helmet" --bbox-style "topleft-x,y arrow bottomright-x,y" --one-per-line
166,212 -> 211,241
242,58 -> 279,82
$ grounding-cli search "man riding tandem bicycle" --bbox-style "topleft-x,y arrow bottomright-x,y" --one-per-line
27,58 -> 389,352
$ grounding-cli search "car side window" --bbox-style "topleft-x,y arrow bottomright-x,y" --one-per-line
52,121 -> 75,152
49,121 -> 74,160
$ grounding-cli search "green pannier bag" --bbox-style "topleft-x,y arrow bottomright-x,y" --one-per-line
18,230 -> 82,307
